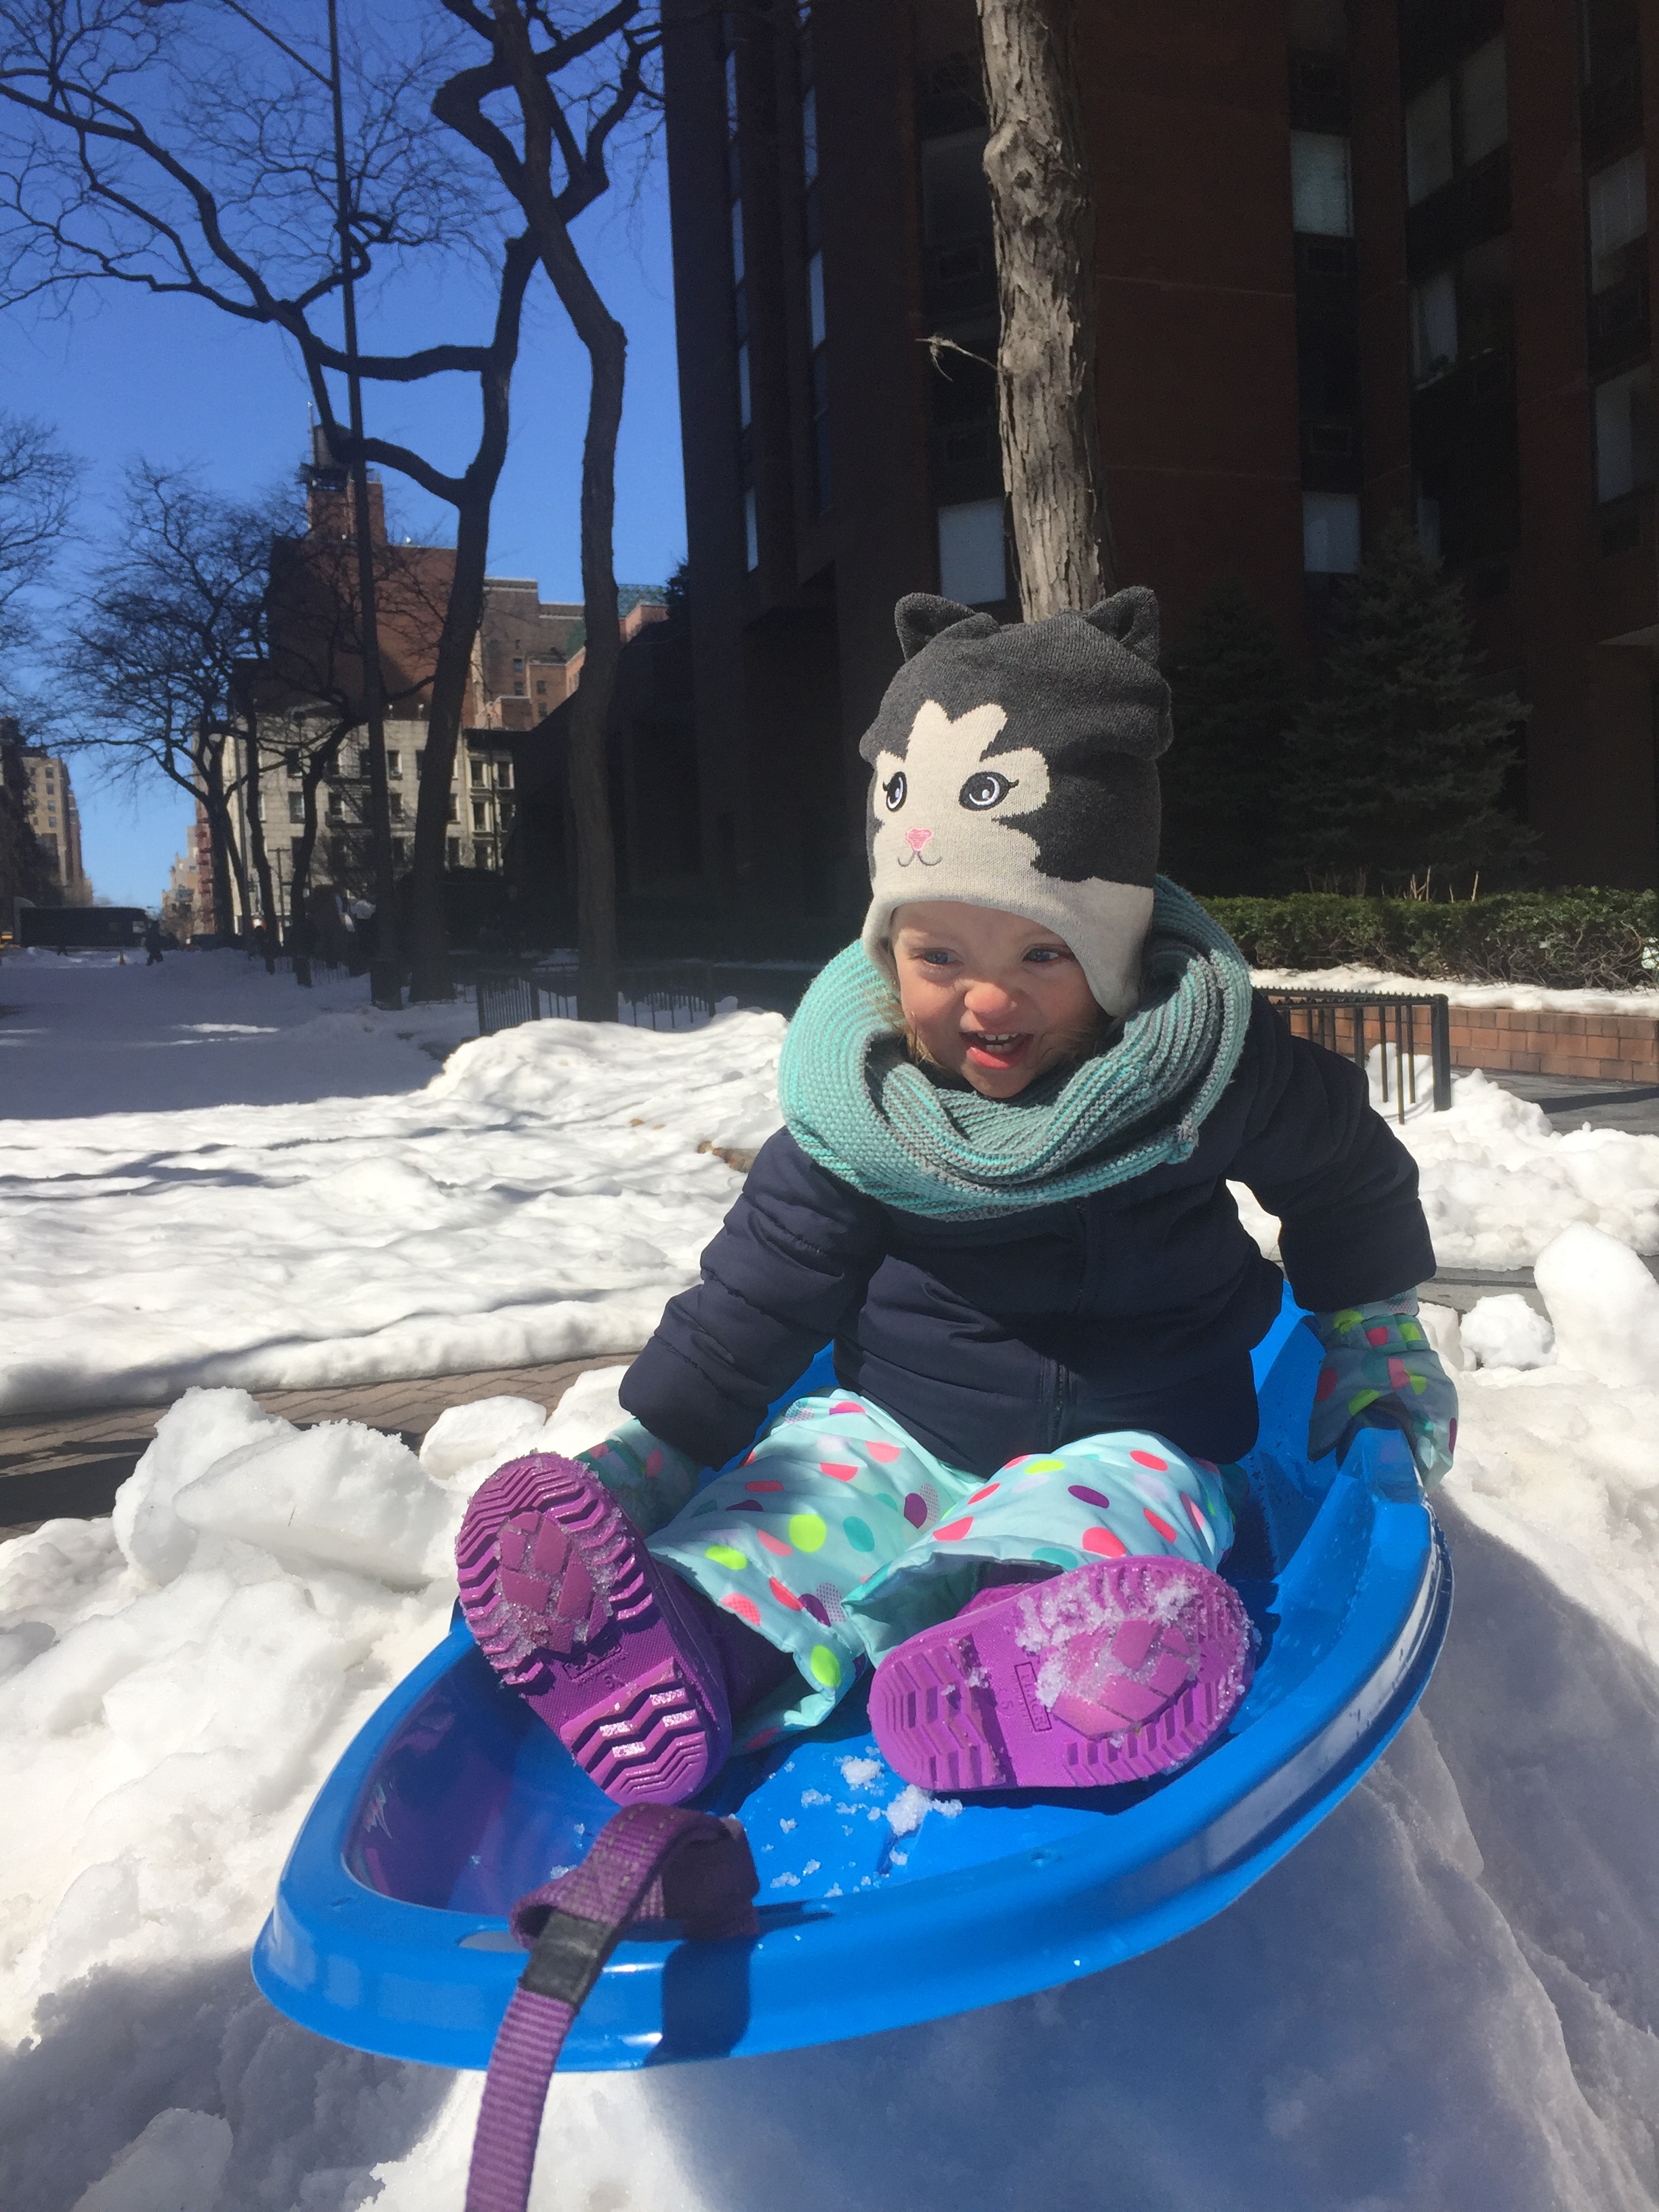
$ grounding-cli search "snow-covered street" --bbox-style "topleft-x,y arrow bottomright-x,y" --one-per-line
2,950 -> 1658,2211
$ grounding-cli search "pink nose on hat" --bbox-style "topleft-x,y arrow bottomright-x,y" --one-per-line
905,827 -> 933,853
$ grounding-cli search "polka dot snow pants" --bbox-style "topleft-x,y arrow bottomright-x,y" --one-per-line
648,1389 -> 1237,1749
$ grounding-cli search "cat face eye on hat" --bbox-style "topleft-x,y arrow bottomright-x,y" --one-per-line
959,771 -> 1016,810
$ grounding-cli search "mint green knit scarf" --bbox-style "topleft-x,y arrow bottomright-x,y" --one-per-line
777,878 -> 1254,1219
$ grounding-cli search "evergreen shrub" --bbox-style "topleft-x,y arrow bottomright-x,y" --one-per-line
1202,888 -> 1659,992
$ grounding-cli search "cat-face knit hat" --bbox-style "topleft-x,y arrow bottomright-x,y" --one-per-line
859,588 -> 1173,1019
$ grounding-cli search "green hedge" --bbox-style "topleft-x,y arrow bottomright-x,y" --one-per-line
1200,890 -> 1659,991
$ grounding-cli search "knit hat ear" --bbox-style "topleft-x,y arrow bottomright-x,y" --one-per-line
1083,586 -> 1162,672
894,594 -> 1000,661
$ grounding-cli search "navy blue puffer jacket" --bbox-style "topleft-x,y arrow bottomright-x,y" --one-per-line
621,996 -> 1435,1479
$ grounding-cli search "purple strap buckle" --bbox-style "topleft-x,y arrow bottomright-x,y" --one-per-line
464,1804 -> 760,2212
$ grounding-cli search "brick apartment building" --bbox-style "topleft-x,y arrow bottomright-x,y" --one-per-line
203,442 -> 659,939
662,0 -> 1659,918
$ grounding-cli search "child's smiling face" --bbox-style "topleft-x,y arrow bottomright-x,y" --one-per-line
889,901 -> 1105,1099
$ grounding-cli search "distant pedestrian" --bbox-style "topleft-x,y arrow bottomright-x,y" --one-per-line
144,920 -> 163,967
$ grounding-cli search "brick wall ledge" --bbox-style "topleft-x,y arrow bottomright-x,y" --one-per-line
1446,1004 -> 1659,1080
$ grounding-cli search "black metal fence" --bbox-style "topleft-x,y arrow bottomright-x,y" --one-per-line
1263,989 -> 1453,1118
476,960 -> 824,1038
475,971 -> 1456,1118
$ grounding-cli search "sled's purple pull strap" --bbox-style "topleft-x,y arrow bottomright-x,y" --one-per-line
464,1804 -> 759,2212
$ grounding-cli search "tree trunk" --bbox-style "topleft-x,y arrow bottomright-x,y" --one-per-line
407,485 -> 489,1002
567,321 -> 625,1022
977,0 -> 1112,618
406,234 -> 537,1005
491,0 -> 623,1022
199,735 -> 243,940
242,718 -> 279,966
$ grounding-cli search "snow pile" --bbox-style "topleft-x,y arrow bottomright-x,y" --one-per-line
1404,1072 -> 1659,1270
0,1006 -> 783,1416
5,1328 -> 1659,2208
0,1380 -> 704,2212
1459,1293 -> 1556,1372
1240,1067 -> 1659,1273
415,1368 -> 630,1500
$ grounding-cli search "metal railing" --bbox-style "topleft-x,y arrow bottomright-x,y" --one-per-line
1263,989 -> 1452,1118
476,960 -> 824,1038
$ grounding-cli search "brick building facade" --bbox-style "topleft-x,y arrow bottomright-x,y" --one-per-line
663,0 -> 1659,920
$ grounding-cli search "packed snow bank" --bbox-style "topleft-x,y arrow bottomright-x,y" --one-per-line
0,1010 -> 783,1415
3,1330 -> 1658,2211
1253,962 -> 1659,1018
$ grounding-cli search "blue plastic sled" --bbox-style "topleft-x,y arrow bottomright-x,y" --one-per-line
253,1286 -> 1451,2070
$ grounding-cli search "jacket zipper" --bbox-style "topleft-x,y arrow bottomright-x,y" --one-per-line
1046,1357 -> 1070,1452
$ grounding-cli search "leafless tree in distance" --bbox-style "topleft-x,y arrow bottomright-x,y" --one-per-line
1,0 -> 659,1004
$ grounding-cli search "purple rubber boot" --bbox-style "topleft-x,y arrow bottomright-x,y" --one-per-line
456,1455 -> 732,1807
869,1555 -> 1254,1793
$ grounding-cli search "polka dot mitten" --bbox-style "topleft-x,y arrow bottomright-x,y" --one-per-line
1307,1292 -> 1457,1490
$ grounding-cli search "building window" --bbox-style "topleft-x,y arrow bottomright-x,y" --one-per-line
356,748 -> 371,779
1290,131 -> 1353,237
743,485 -> 760,571
937,497 -> 1007,604
1303,489 -> 1361,572
447,794 -> 459,823
388,792 -> 403,820
1405,78 -> 1454,205
327,787 -> 344,820
471,760 -> 485,786
1410,268 -> 1458,384
414,749 -> 424,775
1406,39 -> 1505,207
472,800 -> 489,831
1589,150 -> 1647,293
386,750 -> 401,777
535,680 -> 547,697
1595,363 -> 1656,502
447,836 -> 460,866
1459,37 -> 1507,166
497,762 -> 512,788
285,750 -> 301,778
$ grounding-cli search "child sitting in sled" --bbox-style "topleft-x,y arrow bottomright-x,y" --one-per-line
455,588 -> 1455,1803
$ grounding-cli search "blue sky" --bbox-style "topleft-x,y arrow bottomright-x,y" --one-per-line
3,126 -> 686,909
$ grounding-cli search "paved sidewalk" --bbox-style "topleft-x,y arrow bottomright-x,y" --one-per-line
1492,1067 -> 1659,1135
0,1351 -> 638,1544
